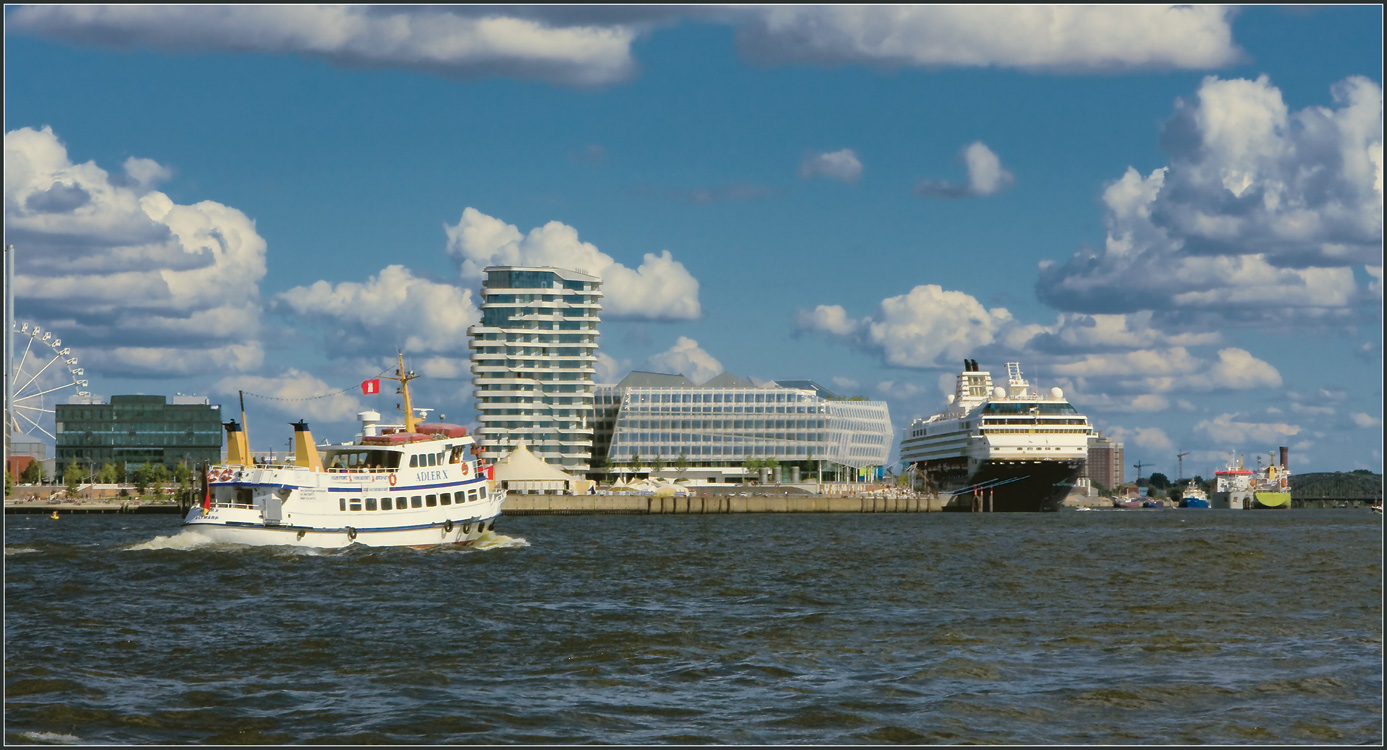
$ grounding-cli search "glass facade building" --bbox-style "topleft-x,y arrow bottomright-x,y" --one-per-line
54,395 -> 223,476
593,372 -> 893,481
468,266 -> 602,473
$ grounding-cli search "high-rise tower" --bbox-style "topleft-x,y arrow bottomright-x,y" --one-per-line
468,266 -> 602,472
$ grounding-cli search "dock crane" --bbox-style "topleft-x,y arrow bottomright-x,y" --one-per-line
1176,452 -> 1190,482
1132,460 -> 1149,483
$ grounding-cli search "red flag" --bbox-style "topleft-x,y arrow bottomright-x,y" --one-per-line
361,379 -> 380,395
203,483 -> 211,513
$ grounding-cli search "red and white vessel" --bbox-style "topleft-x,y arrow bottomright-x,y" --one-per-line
182,354 -> 505,548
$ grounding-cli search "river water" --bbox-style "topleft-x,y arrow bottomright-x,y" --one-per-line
4,509 -> 1382,744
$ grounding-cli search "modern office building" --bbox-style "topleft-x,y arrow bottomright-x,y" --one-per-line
592,371 -> 893,483
1086,431 -> 1124,491
468,266 -> 602,473
54,395 -> 223,477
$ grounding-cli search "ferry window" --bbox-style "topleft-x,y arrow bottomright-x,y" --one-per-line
427,454 -> 437,467
366,498 -> 378,511
440,493 -> 451,505
396,496 -> 407,509
411,496 -> 423,508
466,490 -> 477,502
381,497 -> 393,510
426,494 -> 438,507
349,502 -> 362,512
479,487 -> 488,500
340,498 -> 346,511
449,447 -> 465,464
384,453 -> 401,469
409,455 -> 419,468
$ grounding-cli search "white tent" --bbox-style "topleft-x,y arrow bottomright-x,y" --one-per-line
493,440 -> 594,495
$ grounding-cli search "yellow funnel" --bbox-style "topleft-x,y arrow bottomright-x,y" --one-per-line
291,420 -> 324,471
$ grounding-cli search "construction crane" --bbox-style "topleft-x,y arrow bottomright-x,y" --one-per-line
1176,452 -> 1190,482
1132,460 -> 1149,483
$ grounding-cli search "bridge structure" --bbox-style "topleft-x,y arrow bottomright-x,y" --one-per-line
1289,472 -> 1383,508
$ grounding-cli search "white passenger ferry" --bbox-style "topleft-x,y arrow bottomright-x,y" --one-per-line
900,360 -> 1092,512
182,355 -> 505,548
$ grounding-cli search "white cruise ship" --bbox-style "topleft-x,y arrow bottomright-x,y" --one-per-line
900,360 -> 1092,512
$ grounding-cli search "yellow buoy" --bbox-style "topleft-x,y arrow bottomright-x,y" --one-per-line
50,511 -> 60,520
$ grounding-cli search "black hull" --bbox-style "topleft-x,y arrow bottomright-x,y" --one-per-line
923,459 -> 1082,513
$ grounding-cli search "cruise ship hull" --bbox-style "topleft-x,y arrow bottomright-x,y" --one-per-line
929,459 -> 1083,513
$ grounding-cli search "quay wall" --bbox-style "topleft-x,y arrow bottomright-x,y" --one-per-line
500,494 -> 947,515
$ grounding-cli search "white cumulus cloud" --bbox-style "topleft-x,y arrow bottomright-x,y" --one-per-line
444,207 -> 701,321
914,141 -> 1015,199
7,5 -> 642,88
275,264 -> 480,359
735,6 -> 1242,71
798,148 -> 863,185
1195,413 -> 1301,446
4,125 -> 266,377
647,336 -> 723,384
1038,75 -> 1383,332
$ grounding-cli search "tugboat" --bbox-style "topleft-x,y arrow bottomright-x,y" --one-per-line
1178,480 -> 1210,508
181,353 -> 506,548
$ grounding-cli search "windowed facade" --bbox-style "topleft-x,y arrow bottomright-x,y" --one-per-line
54,395 -> 223,476
468,266 -> 602,473
592,375 -> 893,480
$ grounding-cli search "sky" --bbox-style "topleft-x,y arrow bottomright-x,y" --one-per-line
3,5 -> 1382,478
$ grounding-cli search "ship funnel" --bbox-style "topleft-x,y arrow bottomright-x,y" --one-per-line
1280,446 -> 1289,471
223,420 -> 251,467
291,420 -> 324,471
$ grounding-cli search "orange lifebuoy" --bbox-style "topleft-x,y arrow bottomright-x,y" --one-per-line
206,469 -> 217,483
460,462 -> 470,477
219,468 -> 233,481
388,472 -> 397,487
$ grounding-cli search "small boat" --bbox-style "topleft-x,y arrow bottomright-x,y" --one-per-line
1075,506 -> 1094,512
1113,497 -> 1141,509
1178,480 -> 1209,508
181,353 -> 506,549
1142,499 -> 1164,509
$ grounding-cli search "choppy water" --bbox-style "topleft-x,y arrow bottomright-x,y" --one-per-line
4,509 -> 1382,744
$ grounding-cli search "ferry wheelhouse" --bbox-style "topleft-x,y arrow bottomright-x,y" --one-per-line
900,360 -> 1092,512
182,355 -> 506,548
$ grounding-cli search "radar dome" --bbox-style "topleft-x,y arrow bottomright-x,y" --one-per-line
993,386 -> 1005,399
1050,387 -> 1064,399
946,394 -> 955,405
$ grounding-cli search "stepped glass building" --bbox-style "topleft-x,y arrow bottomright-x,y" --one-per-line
54,395 -> 223,477
468,266 -> 602,474
592,371 -> 893,483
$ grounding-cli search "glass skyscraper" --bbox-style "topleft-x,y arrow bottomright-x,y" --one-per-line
468,266 -> 602,473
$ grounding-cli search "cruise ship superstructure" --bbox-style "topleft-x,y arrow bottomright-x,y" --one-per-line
900,360 -> 1092,512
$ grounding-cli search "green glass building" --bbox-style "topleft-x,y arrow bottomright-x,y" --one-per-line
55,395 -> 223,476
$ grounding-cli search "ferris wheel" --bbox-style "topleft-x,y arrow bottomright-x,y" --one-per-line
7,322 -> 91,441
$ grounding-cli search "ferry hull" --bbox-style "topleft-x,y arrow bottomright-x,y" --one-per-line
181,513 -> 501,549
931,459 -> 1082,513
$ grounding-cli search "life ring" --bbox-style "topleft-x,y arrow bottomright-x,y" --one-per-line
388,473 -> 397,487
346,527 -> 357,541
444,520 -> 453,533
460,462 -> 470,476
219,468 -> 233,481
206,469 -> 217,483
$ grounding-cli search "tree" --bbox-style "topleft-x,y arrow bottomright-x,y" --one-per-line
64,462 -> 85,494
593,454 -> 613,483
97,463 -> 119,484
1148,472 -> 1171,492
629,453 -> 642,476
22,461 -> 46,485
173,462 -> 192,486
675,452 -> 689,478
4,469 -> 11,498
651,454 -> 665,475
132,464 -> 155,497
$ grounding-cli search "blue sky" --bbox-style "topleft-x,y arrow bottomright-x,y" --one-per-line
4,5 -> 1382,477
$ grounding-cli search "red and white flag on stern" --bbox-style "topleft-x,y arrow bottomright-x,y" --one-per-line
361,379 -> 380,395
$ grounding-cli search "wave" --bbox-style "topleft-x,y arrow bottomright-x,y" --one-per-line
473,530 -> 529,550
19,732 -> 82,744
